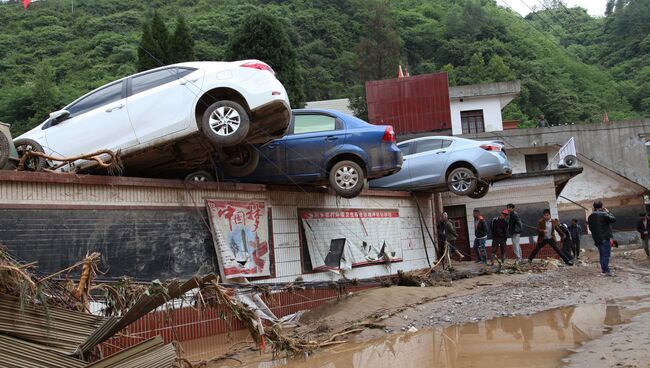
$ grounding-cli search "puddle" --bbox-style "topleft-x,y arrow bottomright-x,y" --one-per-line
180,329 -> 254,362
183,295 -> 650,367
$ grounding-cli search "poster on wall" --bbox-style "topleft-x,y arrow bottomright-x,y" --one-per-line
300,209 -> 402,271
206,199 -> 271,279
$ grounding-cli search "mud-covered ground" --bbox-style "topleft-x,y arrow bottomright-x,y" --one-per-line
296,247 -> 650,368
211,247 -> 650,367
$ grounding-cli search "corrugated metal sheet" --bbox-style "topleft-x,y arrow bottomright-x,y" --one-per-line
0,334 -> 86,368
0,296 -> 113,355
366,73 -> 451,135
88,337 -> 176,368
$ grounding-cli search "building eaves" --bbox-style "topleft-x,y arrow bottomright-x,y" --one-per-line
509,167 -> 583,180
449,81 -> 521,99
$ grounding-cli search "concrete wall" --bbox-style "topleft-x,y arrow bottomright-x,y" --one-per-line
0,172 -> 435,283
450,96 -> 504,135
460,119 -> 650,189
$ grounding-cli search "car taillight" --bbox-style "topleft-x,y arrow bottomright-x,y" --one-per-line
382,126 -> 396,143
240,61 -> 275,75
481,144 -> 502,152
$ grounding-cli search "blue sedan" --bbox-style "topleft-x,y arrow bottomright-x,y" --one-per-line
223,109 -> 403,198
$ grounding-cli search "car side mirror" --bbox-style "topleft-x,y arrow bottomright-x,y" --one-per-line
49,109 -> 70,121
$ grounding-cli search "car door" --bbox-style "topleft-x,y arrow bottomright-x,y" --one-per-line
407,138 -> 453,188
284,113 -> 345,180
44,80 -> 138,158
245,137 -> 287,183
126,67 -> 204,144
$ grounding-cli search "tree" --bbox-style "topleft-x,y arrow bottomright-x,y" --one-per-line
486,55 -> 514,82
354,1 -> 401,82
170,15 -> 195,63
31,62 -> 60,124
225,10 -> 305,107
466,53 -> 487,84
605,0 -> 615,15
137,11 -> 170,71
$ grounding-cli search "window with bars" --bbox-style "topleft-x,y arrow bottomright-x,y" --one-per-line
460,110 -> 485,134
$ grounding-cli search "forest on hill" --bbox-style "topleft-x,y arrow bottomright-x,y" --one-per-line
0,0 -> 648,135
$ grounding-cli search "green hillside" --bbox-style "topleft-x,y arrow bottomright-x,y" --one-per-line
0,0 -> 647,135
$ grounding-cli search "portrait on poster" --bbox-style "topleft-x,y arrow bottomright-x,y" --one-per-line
206,200 -> 270,279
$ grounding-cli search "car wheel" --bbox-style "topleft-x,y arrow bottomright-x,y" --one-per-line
329,160 -> 365,198
222,144 -> 259,177
185,170 -> 215,183
467,181 -> 490,199
447,166 -> 477,196
14,138 -> 46,172
0,133 -> 9,169
201,100 -> 250,147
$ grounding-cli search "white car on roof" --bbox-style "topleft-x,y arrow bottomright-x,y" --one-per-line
15,60 -> 291,178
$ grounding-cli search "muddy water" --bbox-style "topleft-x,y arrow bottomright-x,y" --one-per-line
245,304 -> 636,368
183,296 -> 650,368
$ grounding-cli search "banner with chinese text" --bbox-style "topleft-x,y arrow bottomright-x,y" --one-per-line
206,199 -> 270,279
300,209 -> 402,271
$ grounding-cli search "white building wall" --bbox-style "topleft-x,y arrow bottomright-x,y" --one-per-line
0,173 -> 434,284
450,96 -> 504,135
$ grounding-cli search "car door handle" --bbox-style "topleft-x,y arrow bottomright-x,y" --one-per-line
105,103 -> 125,112
436,151 -> 447,154
180,78 -> 199,85
267,143 -> 278,149
325,136 -> 338,142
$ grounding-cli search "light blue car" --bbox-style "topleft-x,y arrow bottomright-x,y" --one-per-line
369,136 -> 512,198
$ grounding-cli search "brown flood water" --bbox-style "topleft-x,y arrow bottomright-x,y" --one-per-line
183,295 -> 650,368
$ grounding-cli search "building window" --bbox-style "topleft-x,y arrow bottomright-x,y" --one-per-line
525,154 -> 549,172
461,110 -> 485,134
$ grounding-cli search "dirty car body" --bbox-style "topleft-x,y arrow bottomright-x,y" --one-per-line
222,109 -> 403,198
370,136 -> 511,196
15,60 -> 291,176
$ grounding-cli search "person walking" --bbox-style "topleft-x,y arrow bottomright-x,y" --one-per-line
568,219 -> 582,260
473,209 -> 489,264
491,210 -> 509,264
587,201 -> 616,276
637,213 -> 650,259
507,204 -> 523,263
528,209 -> 574,265
442,212 -> 465,261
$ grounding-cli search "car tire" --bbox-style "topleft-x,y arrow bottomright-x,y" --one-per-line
201,100 -> 250,147
329,160 -> 365,198
222,144 -> 259,177
467,181 -> 490,199
447,166 -> 478,196
185,170 -> 215,183
0,133 -> 10,169
14,138 -> 46,172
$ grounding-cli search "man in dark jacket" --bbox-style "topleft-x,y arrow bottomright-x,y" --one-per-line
491,210 -> 509,263
442,212 -> 464,263
637,213 -> 650,258
528,209 -> 573,265
507,204 -> 523,262
587,201 -> 616,276
473,209 -> 488,264
568,219 -> 582,260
